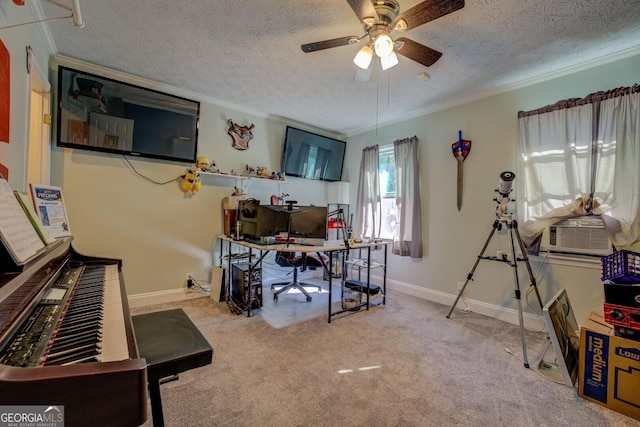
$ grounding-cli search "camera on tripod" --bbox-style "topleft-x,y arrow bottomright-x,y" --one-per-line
447,169 -> 544,369
494,171 -> 515,218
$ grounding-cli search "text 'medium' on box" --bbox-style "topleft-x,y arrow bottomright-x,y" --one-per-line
579,311 -> 640,421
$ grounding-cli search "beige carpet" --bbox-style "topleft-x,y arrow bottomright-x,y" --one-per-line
132,289 -> 639,427
257,278 -> 334,328
257,276 -> 382,328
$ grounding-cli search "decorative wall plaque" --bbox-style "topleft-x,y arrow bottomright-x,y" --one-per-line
227,119 -> 254,150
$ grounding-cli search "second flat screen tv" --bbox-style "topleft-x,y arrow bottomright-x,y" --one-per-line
281,126 -> 345,182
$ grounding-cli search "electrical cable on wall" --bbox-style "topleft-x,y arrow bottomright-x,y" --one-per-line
122,156 -> 183,185
186,277 -> 209,294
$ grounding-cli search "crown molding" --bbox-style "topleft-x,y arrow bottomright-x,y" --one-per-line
344,45 -> 640,137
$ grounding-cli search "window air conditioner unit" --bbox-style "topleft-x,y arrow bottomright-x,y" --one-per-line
545,216 -> 612,256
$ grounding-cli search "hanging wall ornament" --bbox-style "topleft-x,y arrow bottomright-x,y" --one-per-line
227,119 -> 254,150
452,130 -> 471,211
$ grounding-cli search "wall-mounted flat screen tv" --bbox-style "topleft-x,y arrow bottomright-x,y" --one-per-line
56,65 -> 200,163
281,126 -> 345,182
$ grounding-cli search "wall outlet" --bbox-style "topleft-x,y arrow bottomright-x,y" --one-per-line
186,273 -> 194,288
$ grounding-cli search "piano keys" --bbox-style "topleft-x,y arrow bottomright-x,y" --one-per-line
0,238 -> 147,427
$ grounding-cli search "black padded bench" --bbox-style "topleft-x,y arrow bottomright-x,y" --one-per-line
133,308 -> 213,427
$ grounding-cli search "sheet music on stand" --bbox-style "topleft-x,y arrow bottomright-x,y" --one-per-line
0,178 -> 45,265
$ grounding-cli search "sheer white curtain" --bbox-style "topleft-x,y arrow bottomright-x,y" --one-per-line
354,145 -> 381,240
598,90 -> 640,249
393,136 -> 422,258
517,104 -> 594,242
517,85 -> 640,250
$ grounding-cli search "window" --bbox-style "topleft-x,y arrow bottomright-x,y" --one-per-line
304,145 -> 318,180
517,85 -> 640,251
355,137 -> 423,257
379,145 -> 397,240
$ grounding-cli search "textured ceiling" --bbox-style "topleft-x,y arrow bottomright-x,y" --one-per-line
37,0 -> 640,136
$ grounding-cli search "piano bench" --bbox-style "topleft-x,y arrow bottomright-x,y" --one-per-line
133,308 -> 213,427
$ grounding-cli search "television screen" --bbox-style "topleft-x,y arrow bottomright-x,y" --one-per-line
56,65 -> 200,163
281,126 -> 345,182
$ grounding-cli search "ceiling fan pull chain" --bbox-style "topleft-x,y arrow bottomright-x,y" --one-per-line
376,66 -> 380,135
387,69 -> 391,107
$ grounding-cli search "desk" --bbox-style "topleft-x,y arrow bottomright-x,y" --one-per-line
217,235 -> 388,322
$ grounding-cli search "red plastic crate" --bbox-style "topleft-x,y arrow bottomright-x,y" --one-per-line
601,250 -> 640,284
604,302 -> 640,330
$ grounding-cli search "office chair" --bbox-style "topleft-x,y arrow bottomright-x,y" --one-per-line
271,252 -> 325,302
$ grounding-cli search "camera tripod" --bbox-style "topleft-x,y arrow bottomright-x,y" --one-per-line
446,213 -> 543,368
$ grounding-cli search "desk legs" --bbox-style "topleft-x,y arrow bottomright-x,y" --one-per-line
327,253 -> 333,323
365,245 -> 371,310
328,245 -> 387,321
148,379 -> 164,427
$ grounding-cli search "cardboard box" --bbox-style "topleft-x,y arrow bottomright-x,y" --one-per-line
579,311 -> 640,421
223,195 -> 245,210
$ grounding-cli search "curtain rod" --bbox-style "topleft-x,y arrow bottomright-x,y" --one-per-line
518,83 -> 639,119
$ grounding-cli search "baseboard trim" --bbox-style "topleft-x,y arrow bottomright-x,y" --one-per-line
128,288 -> 206,309
128,274 -> 545,331
385,276 -> 545,331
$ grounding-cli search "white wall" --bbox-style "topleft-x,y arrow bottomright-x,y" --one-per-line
344,53 -> 640,324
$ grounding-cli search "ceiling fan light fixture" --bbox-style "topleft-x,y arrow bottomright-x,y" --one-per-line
380,51 -> 399,70
374,33 -> 394,57
353,45 -> 374,69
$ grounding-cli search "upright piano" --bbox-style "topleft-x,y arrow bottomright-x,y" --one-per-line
0,238 -> 148,426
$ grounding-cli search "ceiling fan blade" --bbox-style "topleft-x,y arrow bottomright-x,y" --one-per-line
346,0 -> 379,22
301,36 -> 359,53
395,37 -> 442,67
394,0 -> 465,31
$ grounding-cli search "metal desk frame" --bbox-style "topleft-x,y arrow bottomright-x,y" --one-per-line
217,235 -> 387,322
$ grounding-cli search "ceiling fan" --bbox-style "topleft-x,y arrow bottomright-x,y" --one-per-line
301,0 -> 465,72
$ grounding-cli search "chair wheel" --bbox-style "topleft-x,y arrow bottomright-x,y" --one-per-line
273,294 -> 278,301
306,296 -> 312,302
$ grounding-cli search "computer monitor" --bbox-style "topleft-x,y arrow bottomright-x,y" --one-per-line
255,205 -> 327,239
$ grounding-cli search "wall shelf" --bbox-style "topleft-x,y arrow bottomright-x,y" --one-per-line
199,172 -> 288,194
199,172 -> 246,182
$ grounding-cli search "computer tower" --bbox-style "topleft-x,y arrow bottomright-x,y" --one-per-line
231,262 -> 262,309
